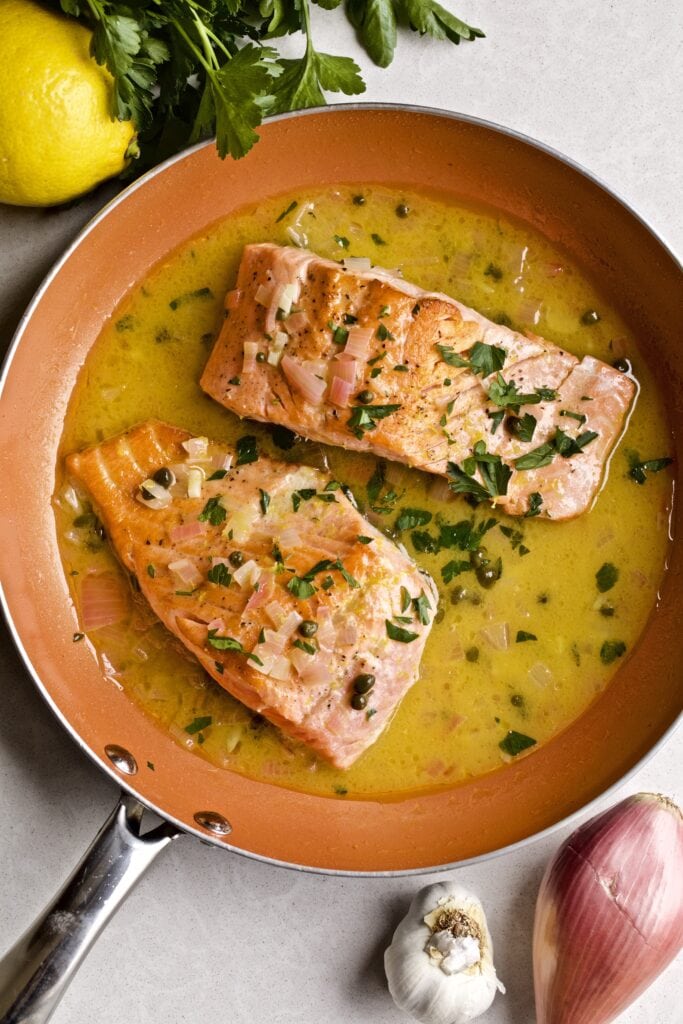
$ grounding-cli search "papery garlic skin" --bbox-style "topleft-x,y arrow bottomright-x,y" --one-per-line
534,792 -> 683,1024
385,882 -> 504,1024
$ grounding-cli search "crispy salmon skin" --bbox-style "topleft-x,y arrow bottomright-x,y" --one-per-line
65,420 -> 436,769
201,244 -> 635,520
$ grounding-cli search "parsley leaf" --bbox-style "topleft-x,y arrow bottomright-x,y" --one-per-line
395,508 -> 433,531
441,559 -> 471,583
207,563 -> 231,587
627,453 -> 673,484
596,562 -> 619,593
207,630 -> 262,665
236,435 -> 258,465
447,443 -> 512,501
600,640 -> 626,664
348,403 -> 401,439
468,341 -> 507,376
385,619 -> 419,643
198,497 -> 227,526
499,730 -> 536,756
524,492 -> 543,518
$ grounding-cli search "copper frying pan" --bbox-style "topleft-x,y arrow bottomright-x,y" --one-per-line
0,106 -> 681,1023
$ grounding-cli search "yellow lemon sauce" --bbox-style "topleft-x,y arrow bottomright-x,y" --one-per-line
55,185 -> 674,799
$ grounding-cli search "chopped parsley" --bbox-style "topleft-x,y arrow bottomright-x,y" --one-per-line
487,409 -> 506,434
499,730 -> 537,756
413,592 -> 432,625
198,496 -> 227,526
147,564 -> 156,578
207,563 -> 231,587
627,452 -> 673,484
484,262 -> 503,281
275,200 -> 297,223
436,341 -> 506,376
287,558 -> 359,599
400,586 -> 411,612
292,487 -> 317,512
328,320 -> 349,345
596,562 -> 619,593
516,630 -> 537,642
236,434 -> 258,465
514,443 -> 555,470
448,441 -> 512,501
334,234 -> 350,248
292,638 -> 316,655
524,492 -> 543,518
376,322 -> 394,341
411,530 -> 440,553
385,619 -> 419,643
395,508 -> 433,531
560,410 -> 587,425
441,559 -> 472,583
287,577 -> 316,599
371,233 -> 387,245
228,376 -> 241,386
185,715 -> 212,735
348,403 -> 401,439
259,489 -> 270,515
169,286 -> 213,310
208,468 -> 228,480
600,640 -> 626,664
514,413 -> 538,442
357,535 -> 373,544
207,630 -> 262,664
554,428 -> 599,457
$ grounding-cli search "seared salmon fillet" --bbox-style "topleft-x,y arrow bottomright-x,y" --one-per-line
65,420 -> 436,769
200,244 -> 635,520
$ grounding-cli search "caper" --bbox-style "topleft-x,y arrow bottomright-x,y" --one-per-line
511,693 -> 525,708
470,547 -> 489,569
73,512 -> 96,528
352,194 -> 366,206
256,351 -> 267,363
299,620 -> 318,638
465,646 -> 479,663
228,551 -> 244,568
476,563 -> 501,589
505,415 -> 524,437
357,389 -> 374,405
353,673 -> 375,694
451,585 -> 469,604
153,466 -> 174,488
599,602 -> 615,617
351,692 -> 368,710
140,487 -> 155,501
613,357 -> 630,373
580,309 -> 601,326
395,203 -> 410,218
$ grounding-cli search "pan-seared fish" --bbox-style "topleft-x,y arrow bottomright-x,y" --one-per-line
65,420 -> 436,769
201,244 -> 635,520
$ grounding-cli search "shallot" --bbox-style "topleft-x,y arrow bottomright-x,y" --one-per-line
533,792 -> 683,1024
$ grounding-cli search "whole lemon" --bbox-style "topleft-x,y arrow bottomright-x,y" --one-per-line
0,0 -> 136,206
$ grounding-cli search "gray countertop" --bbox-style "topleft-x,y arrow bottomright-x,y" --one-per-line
0,3 -> 681,1022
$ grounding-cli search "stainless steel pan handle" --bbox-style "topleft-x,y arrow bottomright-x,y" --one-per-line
0,792 -> 180,1024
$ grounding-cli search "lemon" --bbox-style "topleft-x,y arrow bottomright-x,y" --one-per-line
0,0 -> 135,206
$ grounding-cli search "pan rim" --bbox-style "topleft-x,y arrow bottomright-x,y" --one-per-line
1,101 -> 681,876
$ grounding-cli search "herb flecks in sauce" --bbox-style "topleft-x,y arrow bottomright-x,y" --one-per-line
55,183 -> 672,800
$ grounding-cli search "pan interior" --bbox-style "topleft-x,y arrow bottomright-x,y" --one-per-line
1,107 -> 681,871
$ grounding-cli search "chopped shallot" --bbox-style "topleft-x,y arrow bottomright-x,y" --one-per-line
277,610 -> 304,638
254,283 -> 274,306
281,355 -> 327,405
80,573 -> 128,631
286,310 -> 309,332
242,340 -> 259,373
329,376 -> 354,407
262,628 -> 287,653
301,660 -> 329,686
344,326 -> 374,360
290,646 -> 313,675
233,559 -> 260,588
342,256 -> 371,272
182,436 -> 209,460
169,559 -> 202,587
212,452 -> 233,471
528,662 -> 553,688
264,601 -> 287,628
169,520 -> 208,543
186,467 -> 204,499
332,356 -> 358,383
337,622 -> 358,645
207,617 -> 225,632
480,622 -> 510,651
136,479 -> 171,510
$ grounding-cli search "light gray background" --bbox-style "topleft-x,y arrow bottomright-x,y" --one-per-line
0,2 -> 681,1022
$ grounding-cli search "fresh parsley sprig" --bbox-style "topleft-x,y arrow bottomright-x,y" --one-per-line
55,0 -> 484,165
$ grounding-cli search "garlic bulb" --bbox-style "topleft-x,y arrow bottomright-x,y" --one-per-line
534,792 -> 683,1024
384,882 -> 505,1024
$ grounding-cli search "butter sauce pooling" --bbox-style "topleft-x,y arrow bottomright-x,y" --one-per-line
56,186 -> 673,798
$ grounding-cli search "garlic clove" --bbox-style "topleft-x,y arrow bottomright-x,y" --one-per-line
385,882 -> 504,1024
533,792 -> 683,1024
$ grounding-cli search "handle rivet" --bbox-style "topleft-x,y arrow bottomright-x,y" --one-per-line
104,744 -> 138,776
194,811 -> 232,836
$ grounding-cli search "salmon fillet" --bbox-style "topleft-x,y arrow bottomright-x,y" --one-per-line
65,420 -> 436,769
200,244 -> 635,520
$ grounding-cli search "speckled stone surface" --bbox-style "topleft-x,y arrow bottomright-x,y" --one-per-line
0,3 -> 680,1022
